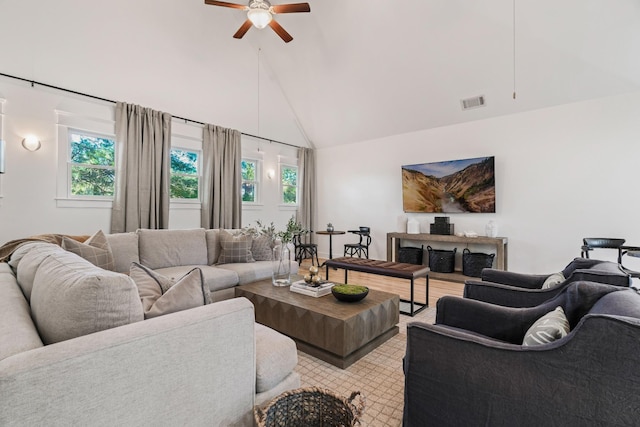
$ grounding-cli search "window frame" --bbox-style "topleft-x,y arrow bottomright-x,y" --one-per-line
67,128 -> 116,200
241,157 -> 262,205
279,161 -> 299,207
169,146 -> 201,203
56,106 -> 117,209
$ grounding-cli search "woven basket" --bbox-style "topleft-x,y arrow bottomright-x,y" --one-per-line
398,245 -> 424,265
462,248 -> 495,277
427,246 -> 457,273
255,387 -> 365,427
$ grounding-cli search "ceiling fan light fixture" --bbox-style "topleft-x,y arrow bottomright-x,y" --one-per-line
248,8 -> 272,29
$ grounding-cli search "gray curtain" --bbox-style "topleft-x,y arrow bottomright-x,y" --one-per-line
297,147 -> 316,233
111,102 -> 172,233
201,124 -> 242,229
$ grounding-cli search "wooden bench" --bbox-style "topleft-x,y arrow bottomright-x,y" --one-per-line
324,257 -> 429,316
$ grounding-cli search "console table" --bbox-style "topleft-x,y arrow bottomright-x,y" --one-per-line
387,232 -> 508,283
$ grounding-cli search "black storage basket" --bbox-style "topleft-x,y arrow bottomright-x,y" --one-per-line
462,248 -> 495,277
398,245 -> 424,265
427,246 -> 456,273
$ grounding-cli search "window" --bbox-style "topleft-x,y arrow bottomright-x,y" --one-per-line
242,159 -> 260,203
68,130 -> 115,197
170,148 -> 199,200
280,164 -> 298,205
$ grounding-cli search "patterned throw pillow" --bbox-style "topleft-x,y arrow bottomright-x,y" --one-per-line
130,262 -> 210,319
217,230 -> 255,264
62,229 -> 115,271
541,272 -> 566,289
522,306 -> 570,346
251,235 -> 273,261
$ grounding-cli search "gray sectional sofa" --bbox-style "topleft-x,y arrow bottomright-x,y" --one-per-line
0,228 -> 300,426
107,227 -> 299,302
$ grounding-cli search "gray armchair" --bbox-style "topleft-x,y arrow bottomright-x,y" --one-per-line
403,282 -> 640,426
464,257 -> 630,307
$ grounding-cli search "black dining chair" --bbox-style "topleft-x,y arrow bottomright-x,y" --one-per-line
344,227 -> 372,259
293,232 -> 319,266
581,237 -> 640,278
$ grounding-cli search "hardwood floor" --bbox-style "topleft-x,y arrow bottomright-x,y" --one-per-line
299,258 -> 464,307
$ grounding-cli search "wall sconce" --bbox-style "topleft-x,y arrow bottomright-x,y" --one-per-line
0,140 -> 5,174
267,169 -> 276,180
22,135 -> 41,152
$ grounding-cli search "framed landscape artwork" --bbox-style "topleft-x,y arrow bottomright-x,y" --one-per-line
402,156 -> 495,213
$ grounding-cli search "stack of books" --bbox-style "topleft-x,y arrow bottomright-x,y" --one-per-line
290,280 -> 334,297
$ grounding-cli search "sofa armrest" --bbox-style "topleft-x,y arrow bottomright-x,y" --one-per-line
464,279 -> 565,307
403,315 -> 640,426
0,298 -> 256,427
480,269 -> 548,288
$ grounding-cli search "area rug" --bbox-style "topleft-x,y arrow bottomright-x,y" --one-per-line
294,307 -> 436,427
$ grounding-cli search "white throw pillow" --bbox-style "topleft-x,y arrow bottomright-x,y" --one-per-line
130,262 -> 211,319
541,272 -> 566,289
522,306 -> 570,346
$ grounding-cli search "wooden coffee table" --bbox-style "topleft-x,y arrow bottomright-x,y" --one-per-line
235,278 -> 399,369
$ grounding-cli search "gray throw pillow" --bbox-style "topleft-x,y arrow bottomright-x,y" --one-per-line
130,262 -> 211,319
251,235 -> 274,261
541,272 -> 566,289
62,229 -> 115,271
522,306 -> 570,346
217,230 -> 255,264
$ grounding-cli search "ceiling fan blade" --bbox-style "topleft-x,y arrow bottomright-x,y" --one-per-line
268,19 -> 293,43
233,20 -> 253,39
271,3 -> 310,14
204,0 -> 247,10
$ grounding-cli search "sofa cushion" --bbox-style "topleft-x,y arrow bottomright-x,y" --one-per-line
254,323 -> 298,393
590,288 -> 640,317
12,242 -> 62,301
30,250 -> 144,344
106,232 -> 140,273
205,229 -> 221,265
154,265 -> 240,293
62,230 -> 115,271
138,228 -> 208,269
217,231 -> 255,264
522,306 -> 569,346
130,262 -> 210,319
218,261 -> 280,285
0,263 -> 43,360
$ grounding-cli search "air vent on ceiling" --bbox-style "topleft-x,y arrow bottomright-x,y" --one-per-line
461,95 -> 486,110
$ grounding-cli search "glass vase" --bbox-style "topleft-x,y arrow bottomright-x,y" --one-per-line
272,245 -> 291,286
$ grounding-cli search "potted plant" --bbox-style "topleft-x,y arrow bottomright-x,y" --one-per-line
248,217 -> 308,286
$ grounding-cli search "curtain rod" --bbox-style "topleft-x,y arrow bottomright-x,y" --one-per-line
0,71 -> 301,149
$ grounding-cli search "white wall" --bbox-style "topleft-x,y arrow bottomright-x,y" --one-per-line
315,91 -> 640,273
2,81 -> 639,276
0,80 -> 300,242
0,0 -> 310,242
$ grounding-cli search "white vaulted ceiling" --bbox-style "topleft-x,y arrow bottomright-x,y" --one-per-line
1,0 -> 639,149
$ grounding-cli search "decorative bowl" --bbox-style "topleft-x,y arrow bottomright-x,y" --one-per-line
331,284 -> 369,302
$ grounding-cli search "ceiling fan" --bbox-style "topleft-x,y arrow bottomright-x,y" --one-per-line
204,0 -> 310,43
